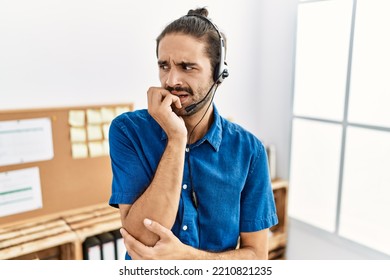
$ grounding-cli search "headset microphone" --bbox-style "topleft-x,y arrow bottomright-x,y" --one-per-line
184,78 -> 219,113
185,103 -> 197,113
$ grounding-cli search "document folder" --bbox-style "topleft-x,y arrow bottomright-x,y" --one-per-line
82,236 -> 101,260
110,229 -> 126,260
96,232 -> 116,260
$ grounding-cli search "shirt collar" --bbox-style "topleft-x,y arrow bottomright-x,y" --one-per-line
160,104 -> 223,152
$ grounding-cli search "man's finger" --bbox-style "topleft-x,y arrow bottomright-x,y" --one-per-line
120,227 -> 152,258
171,95 -> 182,109
160,93 -> 182,109
143,218 -> 170,239
147,87 -> 169,107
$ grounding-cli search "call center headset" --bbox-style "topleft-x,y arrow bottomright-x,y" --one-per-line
192,15 -> 230,84
182,14 -> 229,211
184,14 -> 229,113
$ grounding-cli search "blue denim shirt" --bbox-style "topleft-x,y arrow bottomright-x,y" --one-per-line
109,105 -> 278,258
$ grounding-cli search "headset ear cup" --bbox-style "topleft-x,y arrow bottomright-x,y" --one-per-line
222,63 -> 229,79
214,63 -> 229,84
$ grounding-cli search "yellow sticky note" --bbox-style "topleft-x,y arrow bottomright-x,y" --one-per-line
68,110 -> 85,127
70,127 -> 87,142
103,140 -> 109,155
71,143 -> 88,159
88,142 -> 104,157
87,109 -> 102,124
102,124 -> 110,140
87,125 -> 103,141
101,108 -> 115,123
115,106 -> 130,116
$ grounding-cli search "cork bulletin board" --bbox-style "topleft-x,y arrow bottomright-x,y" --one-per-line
0,103 -> 133,226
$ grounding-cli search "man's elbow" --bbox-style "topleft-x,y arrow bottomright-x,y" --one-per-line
122,211 -> 160,246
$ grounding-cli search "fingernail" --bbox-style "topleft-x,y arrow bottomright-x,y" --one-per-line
119,228 -> 125,236
144,218 -> 152,226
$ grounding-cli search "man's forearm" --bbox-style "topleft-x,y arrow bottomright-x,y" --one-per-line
123,137 -> 186,246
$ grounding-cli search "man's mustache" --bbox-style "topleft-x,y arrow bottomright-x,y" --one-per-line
166,86 -> 194,95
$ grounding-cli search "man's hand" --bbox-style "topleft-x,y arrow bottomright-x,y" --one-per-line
120,218 -> 269,260
120,218 -> 189,260
147,87 -> 187,140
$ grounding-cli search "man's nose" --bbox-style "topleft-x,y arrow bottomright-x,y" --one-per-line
165,68 -> 183,88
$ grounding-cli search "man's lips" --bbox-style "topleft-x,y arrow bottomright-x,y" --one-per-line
171,91 -> 190,104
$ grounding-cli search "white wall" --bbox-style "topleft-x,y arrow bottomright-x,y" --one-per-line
0,2 -> 257,138
0,0 -> 296,179
252,1 -> 297,179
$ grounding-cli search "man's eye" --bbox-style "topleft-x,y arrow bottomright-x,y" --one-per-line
159,65 -> 169,70
183,65 -> 193,71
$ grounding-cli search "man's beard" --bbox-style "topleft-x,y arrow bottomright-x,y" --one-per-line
166,84 -> 213,116
166,86 -> 194,95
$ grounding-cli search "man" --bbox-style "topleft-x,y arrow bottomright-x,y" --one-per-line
109,7 -> 278,260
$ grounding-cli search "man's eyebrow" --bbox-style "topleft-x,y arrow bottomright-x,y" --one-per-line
157,60 -> 199,67
158,60 -> 168,66
174,61 -> 198,67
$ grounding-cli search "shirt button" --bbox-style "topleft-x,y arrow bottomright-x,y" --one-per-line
183,184 -> 187,190
185,147 -> 189,152
182,225 -> 188,231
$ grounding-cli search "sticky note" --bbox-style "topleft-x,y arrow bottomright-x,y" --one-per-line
87,109 -> 102,124
72,143 -> 88,159
70,127 -> 87,142
103,140 -> 109,155
115,106 -> 130,116
87,125 -> 103,141
69,110 -> 85,127
102,124 -> 110,140
88,142 -> 104,157
101,108 -> 115,123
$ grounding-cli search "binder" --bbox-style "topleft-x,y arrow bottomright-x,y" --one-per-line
96,232 -> 116,260
110,229 -> 126,260
82,236 -> 101,260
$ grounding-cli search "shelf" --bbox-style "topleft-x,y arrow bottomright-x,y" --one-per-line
269,232 -> 287,251
269,180 -> 288,259
1,180 -> 288,260
0,203 -> 121,260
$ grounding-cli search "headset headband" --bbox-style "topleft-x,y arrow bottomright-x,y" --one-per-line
185,14 -> 229,84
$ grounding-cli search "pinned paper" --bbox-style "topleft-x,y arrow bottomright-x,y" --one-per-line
101,108 -> 115,123
88,142 -> 104,157
71,143 -> 88,159
70,127 -> 87,142
115,106 -> 130,116
103,140 -> 110,155
87,109 -> 102,124
68,104 -> 132,159
0,167 -> 43,217
0,118 -> 54,167
87,125 -> 103,141
68,110 -> 85,127
102,124 -> 110,140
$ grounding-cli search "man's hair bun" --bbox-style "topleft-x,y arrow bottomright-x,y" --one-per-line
187,7 -> 209,17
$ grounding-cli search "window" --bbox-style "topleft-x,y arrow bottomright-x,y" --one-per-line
289,0 -> 390,256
